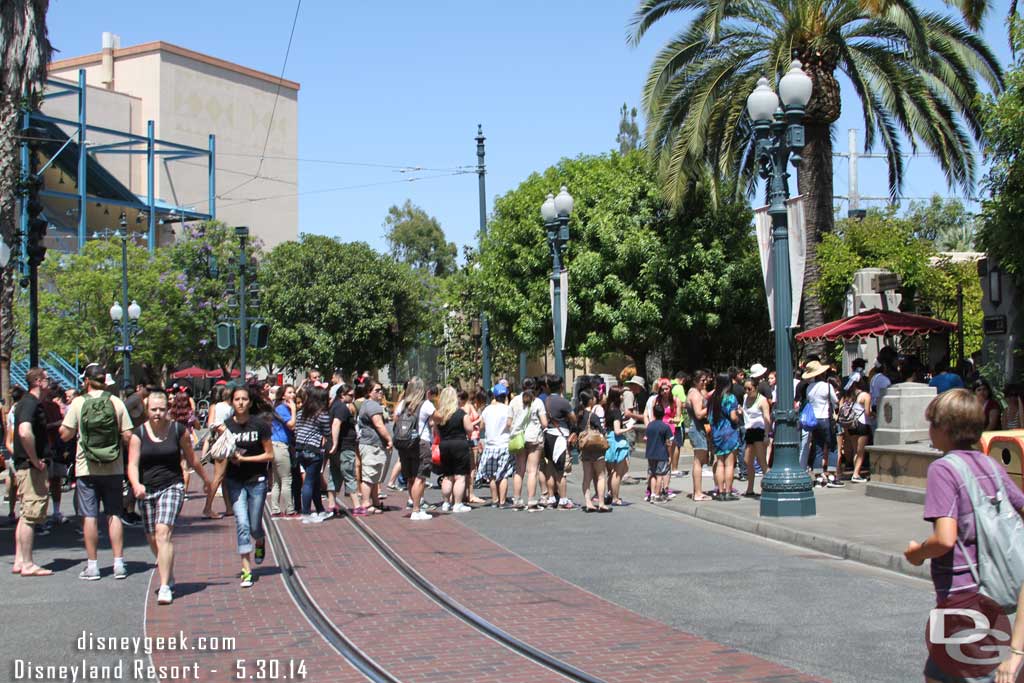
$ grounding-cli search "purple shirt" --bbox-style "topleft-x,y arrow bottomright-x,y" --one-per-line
923,450 -> 1024,601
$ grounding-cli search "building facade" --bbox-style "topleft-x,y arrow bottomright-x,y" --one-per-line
47,33 -> 298,248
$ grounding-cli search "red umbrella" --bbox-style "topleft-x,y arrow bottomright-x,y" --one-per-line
205,368 -> 241,379
796,308 -> 956,343
170,365 -> 210,380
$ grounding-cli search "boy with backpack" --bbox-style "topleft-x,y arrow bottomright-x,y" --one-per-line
59,364 -> 135,581
904,388 -> 1024,682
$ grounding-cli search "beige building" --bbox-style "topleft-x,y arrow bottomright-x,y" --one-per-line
45,33 -> 298,248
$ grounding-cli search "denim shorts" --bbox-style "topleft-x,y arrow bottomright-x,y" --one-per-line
687,424 -> 708,451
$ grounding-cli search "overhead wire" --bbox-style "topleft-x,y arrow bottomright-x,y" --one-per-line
218,0 -> 302,197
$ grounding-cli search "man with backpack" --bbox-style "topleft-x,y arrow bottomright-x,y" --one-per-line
59,364 -> 135,581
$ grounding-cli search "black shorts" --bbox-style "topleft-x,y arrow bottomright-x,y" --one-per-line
399,440 -> 432,482
844,423 -> 870,437
744,428 -> 766,445
542,432 -> 567,474
648,459 -> 669,476
75,475 -> 125,518
438,439 -> 472,476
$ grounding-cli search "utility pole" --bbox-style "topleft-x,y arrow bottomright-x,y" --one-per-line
834,129 -> 889,216
476,125 -> 491,390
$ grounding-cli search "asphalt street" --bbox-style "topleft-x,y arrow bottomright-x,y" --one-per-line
457,474 -> 936,683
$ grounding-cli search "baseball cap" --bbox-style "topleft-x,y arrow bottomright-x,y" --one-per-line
491,383 -> 509,398
83,363 -> 106,382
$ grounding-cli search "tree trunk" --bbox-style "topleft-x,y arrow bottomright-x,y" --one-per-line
0,95 -> 21,402
796,61 -> 841,358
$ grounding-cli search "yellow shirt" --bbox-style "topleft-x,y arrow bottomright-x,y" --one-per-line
61,390 -> 134,477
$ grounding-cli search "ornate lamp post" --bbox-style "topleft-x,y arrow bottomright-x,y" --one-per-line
109,219 -> 142,390
540,187 -> 572,382
747,60 -> 816,517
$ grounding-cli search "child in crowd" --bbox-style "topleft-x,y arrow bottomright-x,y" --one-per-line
645,404 -> 672,503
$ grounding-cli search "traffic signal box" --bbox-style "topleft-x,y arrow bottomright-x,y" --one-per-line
980,430 -> 1024,491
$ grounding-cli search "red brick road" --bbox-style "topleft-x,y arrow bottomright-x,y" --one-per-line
144,493 -> 364,682
357,512 -> 827,683
277,515 -> 560,682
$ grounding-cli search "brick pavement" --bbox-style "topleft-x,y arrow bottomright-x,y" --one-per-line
143,493 -> 363,683
276,515 -> 562,683
356,511 -> 827,683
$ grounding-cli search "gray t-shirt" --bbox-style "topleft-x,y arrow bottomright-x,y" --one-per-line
358,399 -> 385,447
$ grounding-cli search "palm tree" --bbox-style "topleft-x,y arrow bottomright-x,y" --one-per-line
0,0 -> 51,399
630,0 -> 1001,338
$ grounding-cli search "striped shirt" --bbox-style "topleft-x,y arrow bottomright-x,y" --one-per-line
294,412 -> 331,453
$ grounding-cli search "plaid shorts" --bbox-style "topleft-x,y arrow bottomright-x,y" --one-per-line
477,446 -> 514,482
140,482 -> 185,534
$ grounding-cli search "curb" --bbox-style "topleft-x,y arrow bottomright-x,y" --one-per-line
665,501 -> 931,581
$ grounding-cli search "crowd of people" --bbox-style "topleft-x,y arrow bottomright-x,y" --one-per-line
1,350 -> 1017,612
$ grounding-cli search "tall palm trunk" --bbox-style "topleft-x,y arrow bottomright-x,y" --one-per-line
796,59 -> 841,356
0,95 -> 21,402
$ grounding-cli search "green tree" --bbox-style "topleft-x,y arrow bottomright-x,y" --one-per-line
630,0 -> 1001,341
477,151 -> 768,374
978,21 -> 1024,281
27,239 -> 193,381
1,0 -> 52,398
906,195 -> 976,250
259,235 -> 430,373
384,200 -> 457,277
616,103 -> 640,154
815,209 -> 983,358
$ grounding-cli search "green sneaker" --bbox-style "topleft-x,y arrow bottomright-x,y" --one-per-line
254,540 -> 265,565
239,569 -> 253,588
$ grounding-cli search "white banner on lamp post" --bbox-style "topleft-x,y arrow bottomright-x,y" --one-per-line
549,269 -> 568,349
754,195 -> 806,331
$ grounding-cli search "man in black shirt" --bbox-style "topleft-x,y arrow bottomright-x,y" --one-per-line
542,376 -> 576,509
13,368 -> 53,576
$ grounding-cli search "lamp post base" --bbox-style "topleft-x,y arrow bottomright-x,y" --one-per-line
759,468 -> 817,517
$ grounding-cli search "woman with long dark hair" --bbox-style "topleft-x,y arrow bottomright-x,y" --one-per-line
577,390 -> 609,512
223,385 -> 273,587
740,378 -> 771,498
508,377 -> 548,510
710,372 -> 741,501
604,386 -> 631,506
294,386 -> 332,524
202,385 -> 233,519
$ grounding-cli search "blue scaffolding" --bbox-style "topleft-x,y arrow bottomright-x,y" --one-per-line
22,68 -> 215,255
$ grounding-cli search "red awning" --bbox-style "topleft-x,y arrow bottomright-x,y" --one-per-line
795,308 -> 956,343
170,365 -> 210,379
204,368 -> 241,379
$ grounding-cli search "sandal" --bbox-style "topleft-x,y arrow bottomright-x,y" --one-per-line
691,494 -> 713,502
597,506 -> 611,513
584,507 -> 595,513
351,507 -> 367,516
201,512 -> 224,519
20,565 -> 53,577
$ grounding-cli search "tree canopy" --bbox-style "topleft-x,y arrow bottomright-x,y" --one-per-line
384,200 -> 457,277
259,235 -> 431,373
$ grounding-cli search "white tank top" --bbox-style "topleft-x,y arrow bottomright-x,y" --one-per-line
743,396 -> 766,429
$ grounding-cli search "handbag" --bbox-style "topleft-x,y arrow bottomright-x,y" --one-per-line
206,427 -> 235,462
799,402 -> 817,431
431,432 -> 441,466
508,402 -> 532,452
579,412 -> 609,452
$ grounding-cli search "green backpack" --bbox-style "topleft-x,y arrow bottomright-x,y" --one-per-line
80,392 -> 121,463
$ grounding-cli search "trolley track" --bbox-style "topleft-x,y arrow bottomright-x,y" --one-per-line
264,508 -> 607,683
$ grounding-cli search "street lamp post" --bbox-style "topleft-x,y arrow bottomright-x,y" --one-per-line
747,60 -> 816,517
540,187 -> 573,382
108,220 -> 142,390
475,126 -> 491,390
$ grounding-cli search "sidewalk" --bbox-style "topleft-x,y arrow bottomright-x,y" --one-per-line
617,458 -> 934,580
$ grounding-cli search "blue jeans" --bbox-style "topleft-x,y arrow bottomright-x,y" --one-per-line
299,453 -> 325,515
225,477 -> 267,555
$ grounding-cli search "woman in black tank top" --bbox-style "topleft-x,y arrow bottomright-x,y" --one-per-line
127,391 -> 211,605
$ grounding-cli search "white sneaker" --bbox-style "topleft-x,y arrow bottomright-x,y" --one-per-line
410,510 -> 432,521
440,502 -> 452,513
547,496 -> 558,507
301,514 -> 324,525
317,510 -> 334,520
157,585 -> 173,605
452,503 -> 472,513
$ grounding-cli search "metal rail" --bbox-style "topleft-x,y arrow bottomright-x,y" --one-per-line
262,511 -> 400,683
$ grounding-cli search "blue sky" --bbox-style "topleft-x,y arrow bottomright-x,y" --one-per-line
48,0 -> 1015,254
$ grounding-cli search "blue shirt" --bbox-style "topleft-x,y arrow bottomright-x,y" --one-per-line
271,404 -> 292,443
929,372 -> 965,394
645,420 -> 672,461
